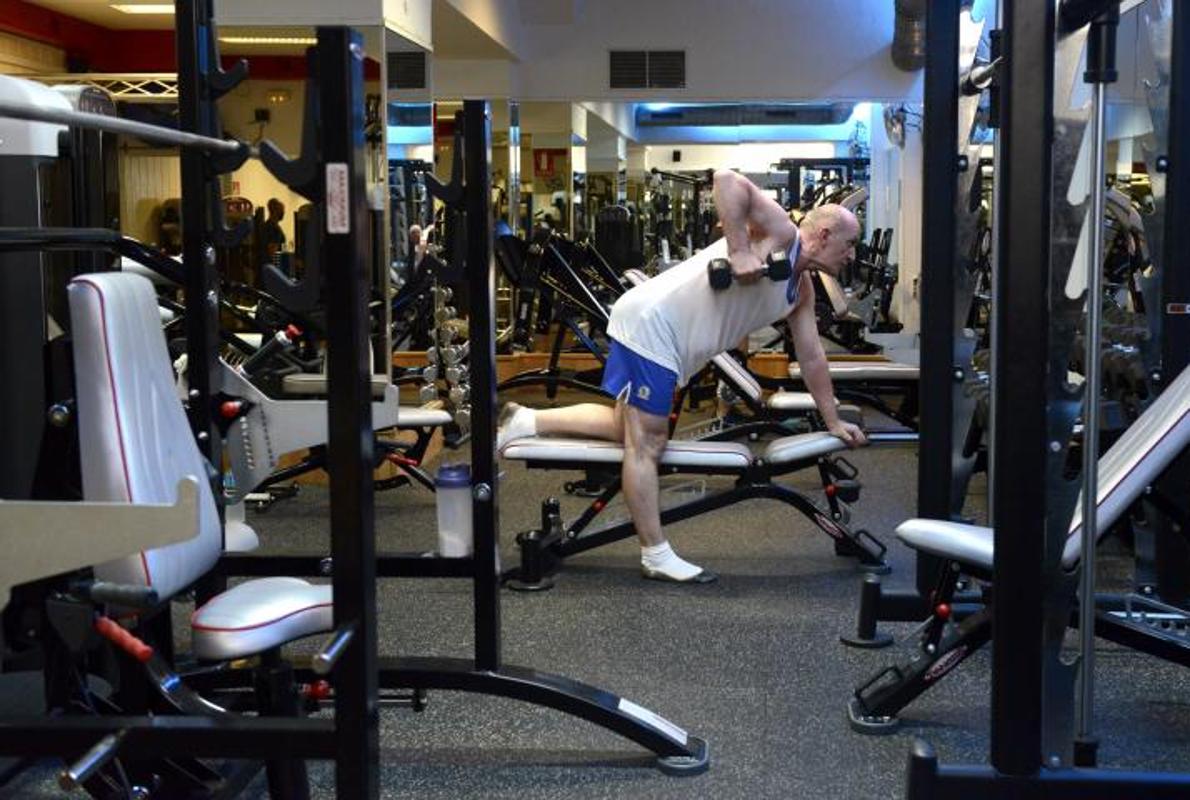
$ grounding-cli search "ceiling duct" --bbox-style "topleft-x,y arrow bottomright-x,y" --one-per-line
891,0 -> 927,71
635,103 -> 855,128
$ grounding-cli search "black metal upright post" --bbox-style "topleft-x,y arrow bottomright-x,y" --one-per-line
917,0 -> 962,596
175,0 -> 224,463
991,0 -> 1054,775
1153,0 -> 1190,605
463,100 -> 501,671
320,27 -> 380,799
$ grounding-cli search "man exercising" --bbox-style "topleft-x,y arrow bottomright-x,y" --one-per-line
497,169 -> 866,583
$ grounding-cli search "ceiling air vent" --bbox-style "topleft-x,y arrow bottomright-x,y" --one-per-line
388,51 -> 426,90
610,50 -> 685,89
646,51 -> 685,89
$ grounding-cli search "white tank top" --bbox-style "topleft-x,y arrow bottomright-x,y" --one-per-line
608,234 -> 802,385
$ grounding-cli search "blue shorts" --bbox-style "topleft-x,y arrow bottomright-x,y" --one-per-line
601,340 -> 678,417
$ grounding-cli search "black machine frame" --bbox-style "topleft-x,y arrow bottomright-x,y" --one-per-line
906,1 -> 1190,796
0,12 -> 386,799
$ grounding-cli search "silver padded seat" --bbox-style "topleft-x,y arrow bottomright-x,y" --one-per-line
896,363 -> 1190,573
70,272 -> 334,661
501,430 -> 846,471
788,362 -> 920,382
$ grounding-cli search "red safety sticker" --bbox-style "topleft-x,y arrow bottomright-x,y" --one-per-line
326,163 -> 350,234
1167,303 -> 1190,315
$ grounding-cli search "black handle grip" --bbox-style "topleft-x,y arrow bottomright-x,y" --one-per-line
86,582 -> 159,609
240,329 -> 294,376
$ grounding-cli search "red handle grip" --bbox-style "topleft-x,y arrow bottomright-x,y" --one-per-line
95,616 -> 154,663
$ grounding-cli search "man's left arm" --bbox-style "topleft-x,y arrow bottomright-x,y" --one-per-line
787,276 -> 867,447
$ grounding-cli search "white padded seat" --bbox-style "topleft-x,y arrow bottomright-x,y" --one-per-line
503,430 -> 846,470
282,373 -> 389,399
191,577 -> 333,661
896,519 -> 995,572
70,274 -> 222,597
501,436 -> 754,470
767,391 -> 820,412
789,362 -> 920,382
761,431 -> 847,463
223,502 -> 259,553
224,520 -> 259,553
897,364 -> 1190,573
712,353 -> 763,404
72,272 -> 335,665
397,407 -> 453,427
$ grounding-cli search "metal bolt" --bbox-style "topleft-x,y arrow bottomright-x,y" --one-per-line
1156,155 -> 1169,173
957,155 -> 969,172
47,404 -> 72,427
319,558 -> 334,576
1050,441 -> 1062,453
189,389 -> 201,400
953,368 -> 964,382
205,246 -> 216,266
207,290 -> 218,310
473,483 -> 492,501
1048,755 -> 1061,769
196,431 -> 210,442
925,643 -> 936,654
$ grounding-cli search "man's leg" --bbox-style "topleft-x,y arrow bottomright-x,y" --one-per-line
622,403 -> 717,583
496,338 -> 633,448
535,403 -> 621,440
496,402 -> 620,449
620,403 -> 669,547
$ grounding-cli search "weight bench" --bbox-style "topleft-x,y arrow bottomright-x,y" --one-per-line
58,272 -> 333,789
788,360 -> 920,430
693,350 -> 852,440
847,362 -> 1190,733
500,430 -> 889,590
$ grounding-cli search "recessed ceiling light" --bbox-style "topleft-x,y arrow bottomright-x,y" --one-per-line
219,36 -> 318,45
110,4 -> 175,13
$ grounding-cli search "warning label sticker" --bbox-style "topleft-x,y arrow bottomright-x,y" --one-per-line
1168,303 -> 1190,315
618,698 -> 688,746
326,163 -> 349,234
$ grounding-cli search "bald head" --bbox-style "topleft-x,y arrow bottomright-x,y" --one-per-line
800,204 -> 857,236
797,203 -> 860,276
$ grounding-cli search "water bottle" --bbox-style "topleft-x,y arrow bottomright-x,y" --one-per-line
435,463 -> 473,557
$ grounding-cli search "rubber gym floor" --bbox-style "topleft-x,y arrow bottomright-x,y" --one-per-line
6,405 -> 1190,798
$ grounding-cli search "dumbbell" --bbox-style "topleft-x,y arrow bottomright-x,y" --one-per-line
707,251 -> 792,290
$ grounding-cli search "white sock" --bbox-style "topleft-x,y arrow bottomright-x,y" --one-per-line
641,542 -> 704,581
496,404 -> 537,450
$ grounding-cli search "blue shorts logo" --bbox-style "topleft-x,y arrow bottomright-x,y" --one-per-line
636,384 -> 651,401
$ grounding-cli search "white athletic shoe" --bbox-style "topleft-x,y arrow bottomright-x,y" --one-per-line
496,403 -> 535,452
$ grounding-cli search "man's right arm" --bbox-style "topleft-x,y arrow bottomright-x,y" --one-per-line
712,170 -> 797,283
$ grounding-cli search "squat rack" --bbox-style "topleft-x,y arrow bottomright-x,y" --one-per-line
907,1 -> 1190,794
0,5 -> 383,796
